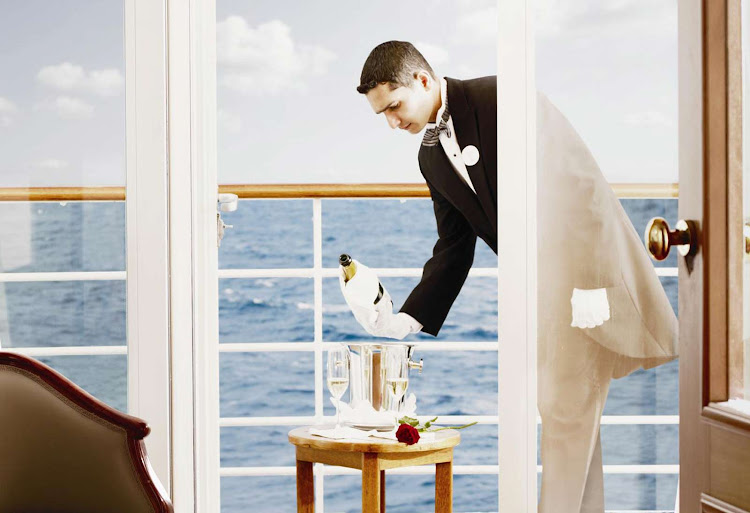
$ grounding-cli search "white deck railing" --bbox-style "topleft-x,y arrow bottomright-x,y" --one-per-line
0,184 -> 680,512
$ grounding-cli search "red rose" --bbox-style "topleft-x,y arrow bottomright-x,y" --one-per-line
396,423 -> 420,445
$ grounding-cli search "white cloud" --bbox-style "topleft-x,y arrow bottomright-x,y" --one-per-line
624,110 -> 673,128
35,159 -> 69,170
38,63 -> 83,90
87,69 -> 123,96
535,0 -> 674,39
218,109 -> 243,133
0,97 -> 17,127
217,16 -> 336,94
35,96 -> 94,119
37,62 -> 123,97
453,6 -> 498,44
0,97 -> 17,112
426,0 -> 495,9
414,42 -> 449,67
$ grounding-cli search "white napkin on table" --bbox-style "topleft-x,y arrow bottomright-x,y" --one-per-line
368,427 -> 436,442
309,425 -> 378,440
313,394 -> 433,443
309,424 -> 435,443
337,399 -> 395,426
334,393 -> 418,426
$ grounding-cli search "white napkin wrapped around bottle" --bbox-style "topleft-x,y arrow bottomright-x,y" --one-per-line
338,259 -> 393,334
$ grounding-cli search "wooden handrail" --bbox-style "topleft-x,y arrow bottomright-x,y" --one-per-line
611,183 -> 679,199
0,186 -> 126,201
219,183 -> 432,198
0,182 -> 679,201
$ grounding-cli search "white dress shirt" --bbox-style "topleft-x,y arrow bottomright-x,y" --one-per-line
423,78 -> 477,195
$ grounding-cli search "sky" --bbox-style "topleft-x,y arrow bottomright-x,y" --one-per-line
0,0 -> 678,187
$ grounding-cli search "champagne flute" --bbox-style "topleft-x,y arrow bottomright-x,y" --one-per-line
383,345 -> 409,414
327,344 -> 350,430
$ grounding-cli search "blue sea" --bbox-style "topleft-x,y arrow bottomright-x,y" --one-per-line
0,197 -> 679,512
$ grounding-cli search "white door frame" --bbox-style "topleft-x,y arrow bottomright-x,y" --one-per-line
166,0 -> 221,511
498,0 -> 538,511
162,0 -> 537,512
126,0 -> 220,508
187,0 -> 221,510
125,0 -> 172,492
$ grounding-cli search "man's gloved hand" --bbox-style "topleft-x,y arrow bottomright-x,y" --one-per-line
369,301 -> 421,340
570,287 -> 610,328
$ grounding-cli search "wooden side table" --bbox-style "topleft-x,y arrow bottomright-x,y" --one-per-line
288,427 -> 460,513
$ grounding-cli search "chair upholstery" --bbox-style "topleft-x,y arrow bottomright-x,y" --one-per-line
0,351 -> 173,513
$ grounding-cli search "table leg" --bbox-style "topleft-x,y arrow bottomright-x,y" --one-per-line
380,470 -> 386,513
435,460 -> 453,513
296,460 -> 314,513
362,453 -> 381,513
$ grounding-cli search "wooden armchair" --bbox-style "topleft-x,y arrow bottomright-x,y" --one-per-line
0,351 -> 173,513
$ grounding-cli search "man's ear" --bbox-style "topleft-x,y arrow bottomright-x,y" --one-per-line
414,70 -> 433,91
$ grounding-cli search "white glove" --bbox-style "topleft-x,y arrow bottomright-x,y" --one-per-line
369,308 -> 420,340
570,287 -> 610,328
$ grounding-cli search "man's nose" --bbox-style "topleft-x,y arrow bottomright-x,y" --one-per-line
386,113 -> 400,129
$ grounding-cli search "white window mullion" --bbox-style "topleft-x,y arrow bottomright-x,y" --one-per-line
166,0 -> 196,509
313,199 -> 324,421
191,0 -> 221,511
312,198 -> 326,512
125,0 -> 171,491
499,0 -> 538,511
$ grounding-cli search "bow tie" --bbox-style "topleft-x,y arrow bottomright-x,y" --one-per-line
422,99 -> 450,147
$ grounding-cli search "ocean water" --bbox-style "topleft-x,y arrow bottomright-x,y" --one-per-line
0,197 -> 678,512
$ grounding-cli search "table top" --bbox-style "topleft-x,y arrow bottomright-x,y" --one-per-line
288,426 -> 461,454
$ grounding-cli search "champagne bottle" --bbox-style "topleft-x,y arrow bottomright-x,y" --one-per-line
339,254 -> 384,304
339,254 -> 358,283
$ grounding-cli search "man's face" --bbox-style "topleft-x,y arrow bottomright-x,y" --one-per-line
365,73 -> 437,135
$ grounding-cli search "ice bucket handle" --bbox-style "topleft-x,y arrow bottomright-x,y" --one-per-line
408,358 -> 424,374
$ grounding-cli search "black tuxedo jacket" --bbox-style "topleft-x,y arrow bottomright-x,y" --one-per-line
400,76 -> 498,336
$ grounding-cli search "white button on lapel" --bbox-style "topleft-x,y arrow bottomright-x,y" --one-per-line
462,145 -> 480,166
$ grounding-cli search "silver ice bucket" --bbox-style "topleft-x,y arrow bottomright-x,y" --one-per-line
346,343 -> 423,412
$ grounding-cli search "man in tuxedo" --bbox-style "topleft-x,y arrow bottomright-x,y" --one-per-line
353,41 -> 677,512
354,41 -> 496,339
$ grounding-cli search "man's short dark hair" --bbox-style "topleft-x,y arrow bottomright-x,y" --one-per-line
357,41 -> 436,95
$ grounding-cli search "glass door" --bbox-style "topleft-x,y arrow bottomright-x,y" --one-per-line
0,0 -> 171,490
0,1 -> 128,407
535,1 -> 679,511
677,0 -> 750,510
206,1 -> 519,512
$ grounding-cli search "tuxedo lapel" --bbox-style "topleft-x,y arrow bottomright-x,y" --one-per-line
418,144 -> 492,242
446,78 -> 497,234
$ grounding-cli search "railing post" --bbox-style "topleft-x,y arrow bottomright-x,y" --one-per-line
312,198 -> 325,512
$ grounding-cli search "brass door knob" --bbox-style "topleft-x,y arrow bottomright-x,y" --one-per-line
644,218 -> 698,261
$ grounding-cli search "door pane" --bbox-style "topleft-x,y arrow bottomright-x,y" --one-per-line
0,2 -> 126,407
536,1 -> 679,510
216,2 -> 499,511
